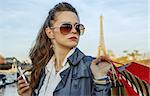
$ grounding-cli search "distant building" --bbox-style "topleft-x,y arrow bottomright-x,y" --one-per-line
0,57 -> 32,74
0,57 -> 14,70
0,55 -> 5,64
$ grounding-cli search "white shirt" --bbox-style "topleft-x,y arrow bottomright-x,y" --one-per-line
38,48 -> 76,96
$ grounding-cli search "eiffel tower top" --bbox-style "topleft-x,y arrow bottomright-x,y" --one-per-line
97,15 -> 107,57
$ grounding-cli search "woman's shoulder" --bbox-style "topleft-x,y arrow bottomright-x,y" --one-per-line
83,55 -> 95,61
68,48 -> 96,66
74,48 -> 95,59
73,48 -> 96,62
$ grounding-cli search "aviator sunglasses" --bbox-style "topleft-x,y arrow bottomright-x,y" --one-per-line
50,23 -> 85,35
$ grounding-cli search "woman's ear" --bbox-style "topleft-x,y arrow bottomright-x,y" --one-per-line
45,27 -> 55,39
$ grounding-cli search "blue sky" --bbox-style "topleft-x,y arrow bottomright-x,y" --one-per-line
0,0 -> 148,60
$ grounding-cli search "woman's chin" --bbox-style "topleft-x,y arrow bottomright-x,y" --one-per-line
66,42 -> 78,48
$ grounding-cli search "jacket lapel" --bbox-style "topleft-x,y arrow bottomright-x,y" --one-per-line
68,48 -> 85,66
54,67 -> 71,92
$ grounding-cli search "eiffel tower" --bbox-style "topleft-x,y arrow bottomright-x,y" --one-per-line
97,15 -> 107,57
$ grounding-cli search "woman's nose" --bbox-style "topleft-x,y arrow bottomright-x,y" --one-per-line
71,26 -> 77,34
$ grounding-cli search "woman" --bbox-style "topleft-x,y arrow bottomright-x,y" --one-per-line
17,2 -> 112,96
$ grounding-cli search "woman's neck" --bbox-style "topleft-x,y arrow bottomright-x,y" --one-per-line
53,45 -> 71,71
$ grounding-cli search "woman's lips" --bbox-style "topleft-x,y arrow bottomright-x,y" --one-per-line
68,36 -> 78,41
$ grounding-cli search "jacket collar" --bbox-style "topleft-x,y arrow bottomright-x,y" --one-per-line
67,48 -> 85,66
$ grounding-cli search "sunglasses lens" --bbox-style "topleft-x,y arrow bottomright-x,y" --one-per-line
60,24 -> 72,35
76,24 -> 85,35
59,23 -> 85,35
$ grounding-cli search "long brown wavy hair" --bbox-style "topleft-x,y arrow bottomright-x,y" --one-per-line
29,2 -> 79,92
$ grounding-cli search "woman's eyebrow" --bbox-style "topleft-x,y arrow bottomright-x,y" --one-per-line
61,21 -> 71,24
60,21 -> 79,24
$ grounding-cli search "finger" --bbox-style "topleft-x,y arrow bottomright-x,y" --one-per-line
18,85 -> 29,95
17,83 -> 29,95
92,57 -> 100,65
97,62 -> 112,71
21,86 -> 29,94
17,89 -> 21,95
18,82 -> 29,90
18,78 -> 29,90
18,79 -> 27,85
100,56 -> 112,63
100,56 -> 108,61
18,76 -> 23,80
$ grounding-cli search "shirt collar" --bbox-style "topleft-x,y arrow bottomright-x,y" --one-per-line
61,47 -> 76,66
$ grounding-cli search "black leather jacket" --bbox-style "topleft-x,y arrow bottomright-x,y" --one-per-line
32,48 -> 111,96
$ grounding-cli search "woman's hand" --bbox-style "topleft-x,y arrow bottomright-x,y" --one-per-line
90,56 -> 112,79
17,76 -> 31,96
